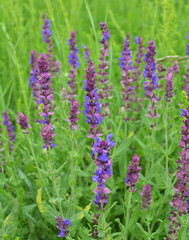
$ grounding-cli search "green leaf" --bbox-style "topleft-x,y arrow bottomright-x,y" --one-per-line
3,200 -> 19,238
134,223 -> 148,239
155,164 -> 166,189
151,220 -> 166,238
128,206 -> 139,230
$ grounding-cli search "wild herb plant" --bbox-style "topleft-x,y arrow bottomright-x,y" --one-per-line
0,1 -> 189,239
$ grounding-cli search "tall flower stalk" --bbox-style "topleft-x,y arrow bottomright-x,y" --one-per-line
67,31 -> 79,102
132,36 -> 144,107
42,13 -> 60,74
183,32 -> 189,97
124,154 -> 141,240
143,40 -> 159,178
36,53 -> 56,149
119,34 -> 134,122
98,22 -> 111,117
91,134 -> 115,210
167,97 -> 189,239
2,110 -> 15,152
83,61 -> 103,139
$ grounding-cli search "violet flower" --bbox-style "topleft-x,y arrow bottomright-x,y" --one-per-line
55,216 -> 71,238
36,53 -> 56,149
183,33 -> 189,97
119,34 -> 134,119
132,36 -> 144,105
125,153 -> 141,192
29,50 -> 39,100
83,61 -> 103,139
164,72 -> 174,102
172,61 -> 180,74
2,110 -> 15,151
143,40 -> 160,120
140,184 -> 152,211
98,22 -> 111,117
17,113 -> 31,134
41,13 -> 60,74
66,31 -> 79,102
167,108 -> 189,239
66,100 -> 81,130
157,64 -> 166,90
83,44 -> 91,63
0,122 -> 6,170
91,134 -> 115,210
91,214 -> 100,239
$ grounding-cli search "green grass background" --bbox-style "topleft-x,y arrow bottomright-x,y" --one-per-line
0,0 -> 189,239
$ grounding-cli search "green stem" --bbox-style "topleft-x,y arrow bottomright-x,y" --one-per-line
67,132 -> 75,216
48,150 -> 64,218
181,215 -> 189,240
26,135 -> 58,215
165,103 -> 169,186
124,191 -> 132,240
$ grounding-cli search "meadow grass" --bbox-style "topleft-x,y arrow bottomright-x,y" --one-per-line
0,0 -> 189,239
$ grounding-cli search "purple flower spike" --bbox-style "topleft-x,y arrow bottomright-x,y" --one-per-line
183,32 -> 189,97
167,107 -> 189,239
125,153 -> 141,192
83,44 -> 91,63
140,184 -> 152,211
172,61 -> 180,74
68,31 -> 79,69
132,36 -> 144,105
66,100 -> 81,130
164,72 -> 174,102
119,34 -> 134,118
36,53 -> 56,149
98,22 -> 111,117
0,122 -> 6,171
83,61 -> 103,139
66,31 -> 79,102
29,50 -> 39,100
143,40 -> 160,120
91,134 -> 115,210
41,124 -> 56,149
41,13 -> 59,74
55,216 -> 71,238
2,110 -> 15,152
17,113 -> 31,134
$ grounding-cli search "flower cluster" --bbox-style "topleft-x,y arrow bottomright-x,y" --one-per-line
125,153 -> 141,192
55,216 -> 71,238
157,64 -> 166,90
143,40 -> 160,120
91,134 -> 115,210
119,34 -> 134,119
2,110 -> 15,151
17,113 -> 31,134
132,36 -> 144,105
29,50 -> 39,100
66,100 -> 81,130
98,22 -> 111,117
36,53 -> 56,149
183,32 -> 189,97
91,214 -> 100,239
42,13 -> 60,73
66,31 -> 79,102
164,72 -> 174,102
167,107 -> 189,239
140,184 -> 152,211
83,44 -> 91,63
83,61 -> 103,139
0,122 -> 6,172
